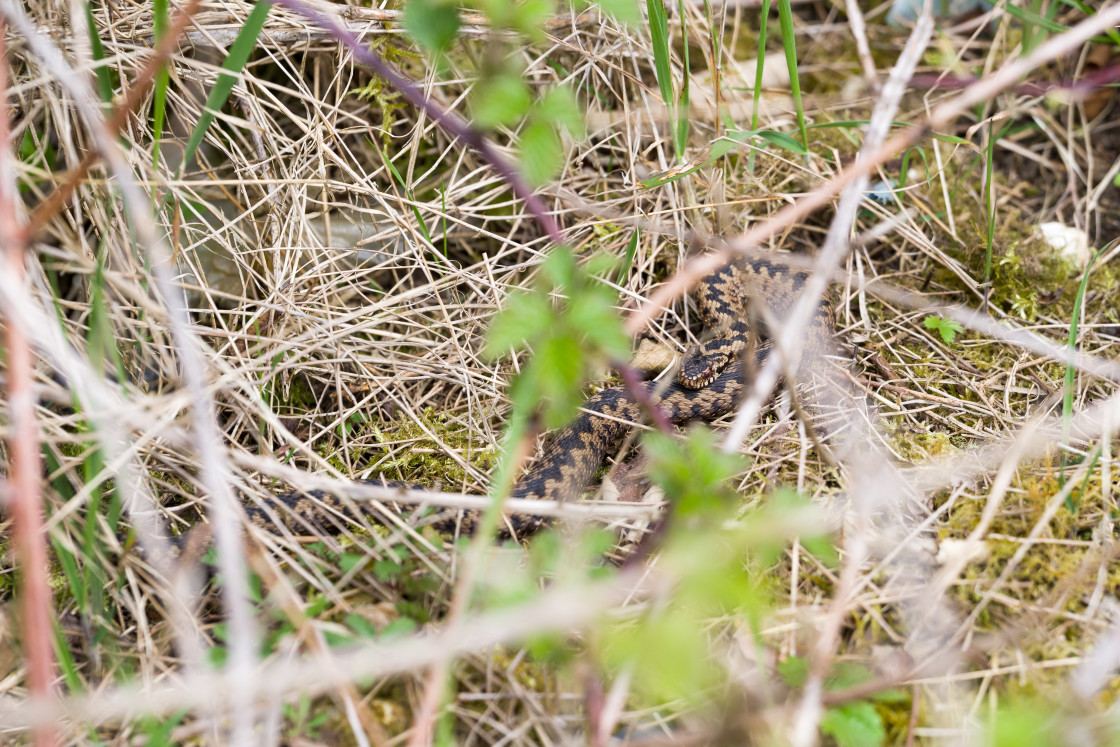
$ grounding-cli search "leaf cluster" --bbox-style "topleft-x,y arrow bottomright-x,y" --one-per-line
485,250 -> 629,428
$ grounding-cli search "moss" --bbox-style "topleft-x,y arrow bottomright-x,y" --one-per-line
372,406 -> 497,487
887,425 -> 958,462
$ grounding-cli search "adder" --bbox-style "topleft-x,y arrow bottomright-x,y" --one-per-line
221,254 -> 838,546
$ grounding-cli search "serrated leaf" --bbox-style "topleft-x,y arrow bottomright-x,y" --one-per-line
568,294 -> 629,358
484,291 -> 552,356
373,559 -> 402,581
778,656 -> 809,688
537,334 -> 585,427
540,246 -> 575,287
509,0 -> 554,37
378,618 -> 417,639
338,552 -> 365,573
472,72 -> 531,129
537,87 -> 585,136
344,613 -> 379,639
594,0 -> 641,25
404,0 -> 461,54
605,610 -> 719,704
820,702 -> 886,747
520,120 -> 564,186
644,427 -> 742,516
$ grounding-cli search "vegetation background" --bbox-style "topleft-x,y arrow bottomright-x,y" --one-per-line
1,0 -> 1120,744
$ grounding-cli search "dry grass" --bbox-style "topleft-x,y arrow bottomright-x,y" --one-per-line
1,0 -> 1120,744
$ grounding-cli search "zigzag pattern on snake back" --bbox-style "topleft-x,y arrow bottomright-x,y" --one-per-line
183,255 -> 837,552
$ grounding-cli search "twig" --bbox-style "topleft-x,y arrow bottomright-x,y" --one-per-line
268,0 -> 565,246
0,1 -> 261,740
785,6 -> 935,744
25,0 -> 207,240
624,1 -> 1120,338
0,573 -> 638,732
0,22 -> 57,747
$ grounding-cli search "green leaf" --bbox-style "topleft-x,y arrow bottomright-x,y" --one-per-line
644,427 -> 743,517
373,559 -> 403,581
820,702 -> 886,747
484,291 -> 552,355
923,315 -> 963,345
604,611 -> 720,704
519,120 -> 564,186
404,0 -> 462,54
537,87 -> 585,136
338,552 -> 365,573
756,129 -> 807,154
537,334 -> 585,427
471,72 -> 532,129
778,656 -> 809,688
827,661 -> 875,690
568,294 -> 629,358
990,701 -> 1057,747
181,1 -> 272,174
508,0 -> 554,37
379,617 -> 417,639
594,0 -> 641,25
344,613 -> 379,639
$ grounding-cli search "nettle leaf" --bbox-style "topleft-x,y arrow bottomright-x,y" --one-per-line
508,0 -> 555,38
486,249 -> 629,427
819,702 -> 886,747
519,120 -> 564,187
540,243 -> 576,286
645,427 -> 743,517
484,290 -> 552,355
537,87 -> 585,136
471,72 -> 532,129
404,0 -> 461,54
536,334 -> 585,427
778,656 -> 809,688
593,0 -> 641,25
604,610 -> 719,705
569,294 -> 629,359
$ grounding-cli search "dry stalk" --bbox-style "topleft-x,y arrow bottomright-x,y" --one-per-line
0,20 -> 57,747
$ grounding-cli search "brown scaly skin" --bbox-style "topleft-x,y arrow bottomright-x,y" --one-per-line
171,255 -> 837,553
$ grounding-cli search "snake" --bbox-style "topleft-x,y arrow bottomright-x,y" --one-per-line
166,255 -> 837,557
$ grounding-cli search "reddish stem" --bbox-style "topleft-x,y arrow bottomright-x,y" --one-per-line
0,23 -> 58,747
266,0 -> 565,247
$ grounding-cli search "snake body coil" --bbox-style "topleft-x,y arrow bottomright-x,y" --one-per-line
221,256 -> 837,546
238,257 -> 842,544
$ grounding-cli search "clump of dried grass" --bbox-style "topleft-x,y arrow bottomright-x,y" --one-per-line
2,0 -> 1120,744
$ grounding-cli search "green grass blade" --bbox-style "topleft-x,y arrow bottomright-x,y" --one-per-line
1059,0 -> 1120,46
376,141 -> 434,246
776,0 -> 807,150
180,1 -> 273,174
616,228 -> 639,286
674,0 -> 690,155
646,0 -> 680,160
151,0 -> 170,174
750,0 -> 771,132
1060,239 -> 1115,494
806,119 -> 972,145
982,121 -> 995,297
84,3 -> 114,103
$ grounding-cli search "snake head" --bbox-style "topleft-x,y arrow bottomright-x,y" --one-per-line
679,355 -> 718,389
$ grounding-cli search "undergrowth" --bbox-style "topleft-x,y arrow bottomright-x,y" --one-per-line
0,0 -> 1119,745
